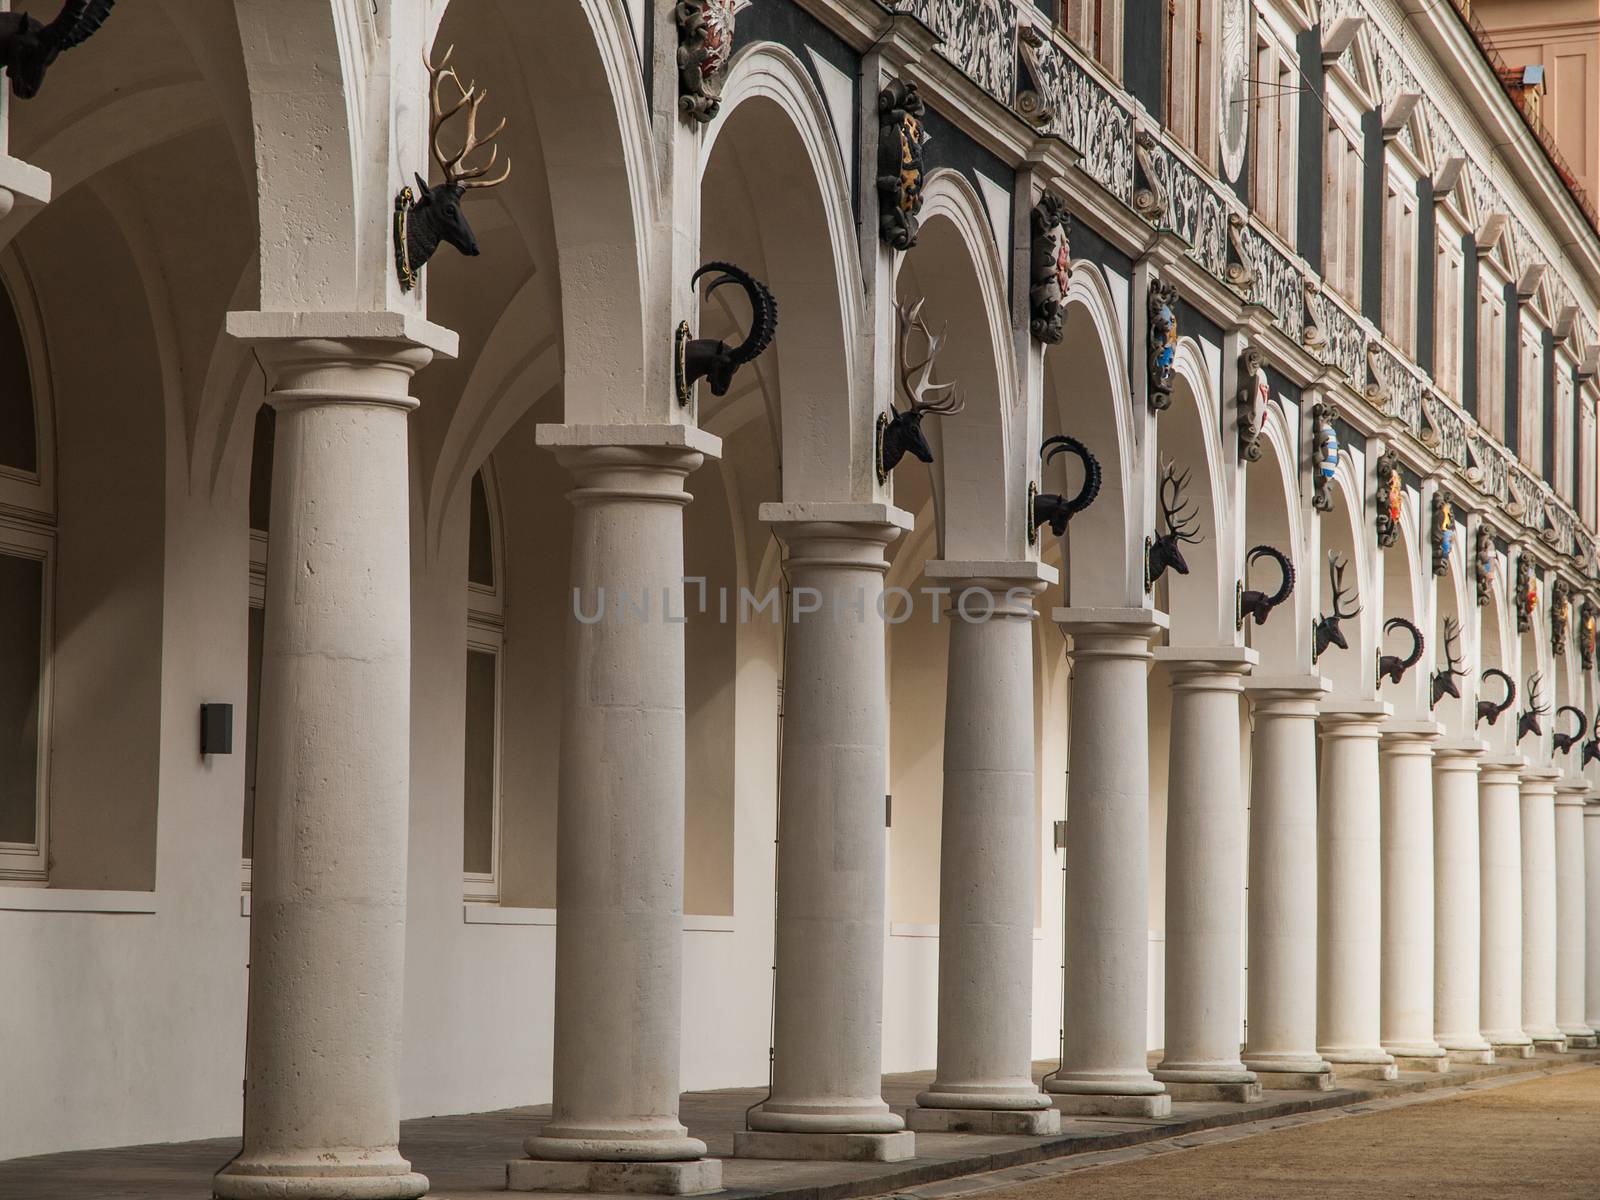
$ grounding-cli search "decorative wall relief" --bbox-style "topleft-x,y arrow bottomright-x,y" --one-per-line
1132,129 -> 1168,219
1374,450 -> 1402,549
1432,493 -> 1455,577
1581,600 -> 1597,670
1224,212 -> 1255,291
1515,552 -> 1536,633
1147,279 -> 1178,411
1237,348 -> 1267,462
1475,524 -> 1495,607
1301,275 -> 1327,350
1217,0 -> 1249,182
1362,340 -> 1392,412
892,0 -> 1015,102
1015,28 -> 1135,205
878,79 -> 928,251
1311,402 -> 1338,513
675,0 -> 737,123
1551,577 -> 1572,649
1029,194 -> 1072,345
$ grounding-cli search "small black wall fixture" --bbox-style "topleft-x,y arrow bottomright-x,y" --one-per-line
0,0 -> 114,100
1517,671 -> 1549,741
1029,435 -> 1100,543
877,299 -> 965,481
1146,460 -> 1202,587
1238,545 -> 1294,628
1376,617 -> 1424,687
1313,552 -> 1360,662
201,703 -> 234,757
1552,706 -> 1589,755
1477,668 -> 1516,728
396,47 -> 512,291
675,262 -> 778,405
1431,615 -> 1467,709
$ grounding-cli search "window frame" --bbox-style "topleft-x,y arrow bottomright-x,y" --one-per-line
0,520 -> 53,882
463,466 -> 505,903
1250,17 -> 1299,243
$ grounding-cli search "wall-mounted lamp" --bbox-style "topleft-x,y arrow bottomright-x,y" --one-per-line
201,703 -> 234,756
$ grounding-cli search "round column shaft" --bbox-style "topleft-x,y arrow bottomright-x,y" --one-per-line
1519,770 -> 1563,1045
1479,761 -> 1530,1048
1243,686 -> 1331,1076
1585,803 -> 1600,1032
916,574 -> 1051,1114
527,437 -> 712,1164
1317,708 -> 1393,1065
1432,747 -> 1492,1055
1045,616 -> 1166,1101
1154,652 -> 1255,1086
1555,785 -> 1593,1042
215,338 -> 433,1200
1379,727 -> 1444,1059
747,516 -> 906,1134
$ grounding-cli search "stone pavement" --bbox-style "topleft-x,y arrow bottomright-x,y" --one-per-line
5,1050 -> 1596,1199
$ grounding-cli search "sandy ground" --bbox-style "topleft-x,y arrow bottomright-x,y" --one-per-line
984,1067 -> 1600,1200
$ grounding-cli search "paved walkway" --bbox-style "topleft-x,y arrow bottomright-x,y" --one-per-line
4,1052 -> 1595,1199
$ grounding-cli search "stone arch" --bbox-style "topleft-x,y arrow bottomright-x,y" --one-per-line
1155,338 -> 1230,644
1432,526 -> 1474,738
1242,401 -> 1308,670
1377,490 -> 1428,717
1480,559 -> 1516,757
1318,454 -> 1376,700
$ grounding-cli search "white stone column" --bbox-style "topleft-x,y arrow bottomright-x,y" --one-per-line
909,567 -> 1059,1136
1585,802 -> 1600,1033
738,505 -> 914,1163
1317,705 -> 1396,1077
514,428 -> 722,1195
1153,649 -> 1259,1102
1379,724 -> 1447,1068
1242,680 -> 1334,1088
1432,743 -> 1494,1063
1520,768 -> 1565,1048
1044,609 -> 1171,1119
1555,782 -> 1595,1046
1479,758 -> 1531,1054
214,331 -> 441,1200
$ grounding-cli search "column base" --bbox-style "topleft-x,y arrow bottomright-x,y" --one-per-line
914,1086 -> 1053,1112
1560,1026 -> 1598,1048
1445,1048 -> 1497,1065
1160,1081 -> 1263,1103
732,1130 -> 915,1162
1324,1063 -> 1399,1081
906,1107 -> 1061,1135
1532,1037 -> 1569,1053
1152,1062 -> 1258,1085
214,1155 -> 427,1200
526,1132 -> 708,1163
1044,1070 -> 1166,1097
1492,1041 -> 1536,1059
508,1158 -> 722,1195
1252,1071 -> 1337,1092
1243,1052 -> 1333,1075
1051,1093 -> 1172,1118
1391,1055 -> 1451,1073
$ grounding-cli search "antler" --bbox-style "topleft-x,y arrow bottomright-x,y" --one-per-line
1328,552 -> 1361,619
1158,460 -> 1203,544
1527,671 -> 1549,716
1441,616 -> 1465,676
692,262 -> 778,366
427,46 -> 511,189
895,300 -> 966,417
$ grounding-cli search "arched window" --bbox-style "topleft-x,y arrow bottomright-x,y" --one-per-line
464,465 -> 503,901
0,264 -> 53,881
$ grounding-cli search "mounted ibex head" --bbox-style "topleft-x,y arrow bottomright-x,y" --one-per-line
680,262 -> 778,399
404,47 -> 512,280
1431,616 -> 1467,709
1476,668 -> 1516,728
1032,436 -> 1101,539
1517,671 -> 1549,741
1583,715 -> 1600,767
1239,545 -> 1294,626
879,299 -> 966,476
1313,552 -> 1361,661
1376,617 -> 1424,687
0,0 -> 114,101
1552,705 -> 1589,755
1147,460 -> 1203,586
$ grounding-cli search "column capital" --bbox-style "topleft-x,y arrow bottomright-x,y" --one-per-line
1154,645 -> 1256,691
227,310 -> 458,412
1554,778 -> 1590,807
1318,701 -> 1391,734
1380,719 -> 1443,752
1434,737 -> 1489,759
1053,607 -> 1167,662
540,424 -> 721,501
925,558 -> 1057,590
1520,766 -> 1564,790
1480,754 -> 1529,786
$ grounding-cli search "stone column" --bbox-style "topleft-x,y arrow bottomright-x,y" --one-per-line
1317,705 -> 1396,1078
738,505 -> 914,1163
1555,781 -> 1595,1046
1586,802 -> 1600,1033
1379,724 -> 1447,1069
1153,648 -> 1259,1102
1242,680 -> 1334,1089
1045,609 -> 1172,1118
214,330 -> 444,1200
1520,768 -> 1565,1049
909,566 -> 1059,1136
1432,743 -> 1494,1063
1479,758 -> 1531,1055
514,427 -> 723,1195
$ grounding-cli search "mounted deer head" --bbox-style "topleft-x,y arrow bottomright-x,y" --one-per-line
1313,552 -> 1361,661
0,0 -> 114,100
1552,706 -> 1589,755
1517,672 -> 1549,741
680,262 -> 778,399
1376,617 -> 1425,686
1031,436 -> 1101,538
403,47 -> 512,280
1477,668 -> 1516,728
1147,460 -> 1203,586
1431,616 -> 1467,709
879,299 -> 966,476
1239,545 -> 1294,626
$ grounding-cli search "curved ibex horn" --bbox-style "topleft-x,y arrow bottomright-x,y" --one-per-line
1477,667 -> 1516,727
692,261 -> 779,365
1553,705 -> 1589,754
1040,435 -> 1102,520
1385,618 -> 1424,669
1246,545 -> 1294,611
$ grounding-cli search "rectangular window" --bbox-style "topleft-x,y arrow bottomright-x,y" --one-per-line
1479,286 -> 1506,438
1324,125 -> 1362,303
1165,0 -> 1207,155
1251,35 -> 1297,241
1383,185 -> 1417,355
1434,239 -> 1462,399
1520,333 -> 1541,471
1064,0 -> 1117,75
463,647 -> 499,885
0,537 -> 49,879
